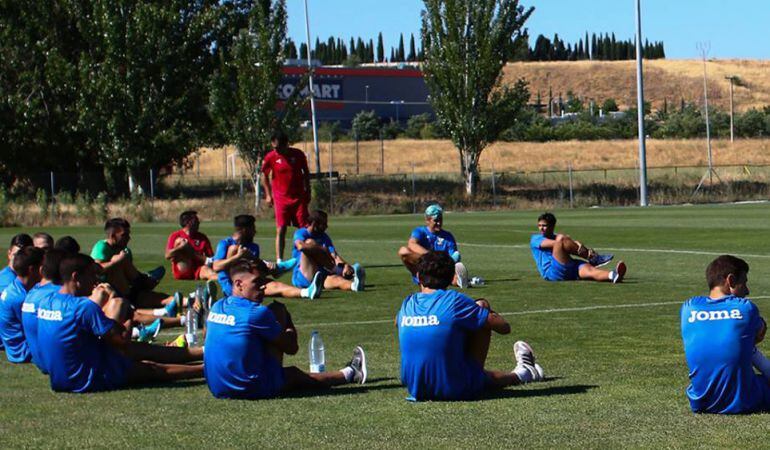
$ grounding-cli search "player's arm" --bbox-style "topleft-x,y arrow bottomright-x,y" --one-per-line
102,324 -> 130,349
94,249 -> 129,272
211,245 -> 249,272
757,317 -> 767,344
268,303 -> 299,355
476,299 -> 511,334
165,237 -> 191,260
260,160 -> 274,206
406,238 -> 429,255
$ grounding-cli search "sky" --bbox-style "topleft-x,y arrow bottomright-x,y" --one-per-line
286,0 -> 770,59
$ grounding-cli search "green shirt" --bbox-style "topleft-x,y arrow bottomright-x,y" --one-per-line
90,239 -> 132,262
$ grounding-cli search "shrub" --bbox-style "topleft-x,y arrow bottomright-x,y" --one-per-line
351,110 -> 381,140
405,113 -> 433,139
381,120 -> 402,140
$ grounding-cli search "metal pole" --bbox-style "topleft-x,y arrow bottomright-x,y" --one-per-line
411,163 -> 416,214
491,164 -> 497,207
328,133 -> 333,213
635,0 -> 649,206
149,169 -> 155,199
726,76 -> 736,143
698,42 -> 714,184
380,130 -> 384,175
355,132 -> 360,175
568,163 -> 574,208
303,0 -> 321,176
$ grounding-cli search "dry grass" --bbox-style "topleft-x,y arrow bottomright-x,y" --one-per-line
503,59 -> 770,112
191,138 -> 770,177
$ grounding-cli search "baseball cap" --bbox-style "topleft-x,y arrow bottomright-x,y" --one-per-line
425,204 -> 443,219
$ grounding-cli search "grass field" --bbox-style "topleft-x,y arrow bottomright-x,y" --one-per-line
2,204 -> 770,448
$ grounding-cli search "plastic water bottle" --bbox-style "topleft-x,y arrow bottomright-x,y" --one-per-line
185,293 -> 198,347
309,331 -> 326,373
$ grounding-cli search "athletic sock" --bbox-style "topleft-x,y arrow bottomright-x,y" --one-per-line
180,315 -> 187,326
608,270 -> 616,280
513,366 -> 533,384
276,258 -> 296,272
300,288 -> 309,298
341,366 -> 355,383
131,327 -> 140,339
152,308 -> 166,317
752,348 -> 770,382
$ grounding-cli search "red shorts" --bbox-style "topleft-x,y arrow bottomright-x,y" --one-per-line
274,199 -> 309,228
172,262 -> 204,280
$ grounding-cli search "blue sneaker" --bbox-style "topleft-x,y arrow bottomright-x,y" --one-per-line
137,318 -> 162,343
147,266 -> 166,283
164,292 -> 182,317
589,253 -> 614,267
351,263 -> 365,292
305,271 -> 325,300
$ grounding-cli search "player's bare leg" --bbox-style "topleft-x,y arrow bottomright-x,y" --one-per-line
126,360 -> 204,384
276,225 -> 288,261
551,235 -> 591,265
124,341 -> 203,363
264,280 -> 303,298
197,265 -> 218,281
323,274 -> 353,291
578,264 -> 612,281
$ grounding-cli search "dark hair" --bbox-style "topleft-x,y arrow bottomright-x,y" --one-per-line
270,129 -> 289,146
54,236 -> 81,255
417,251 -> 455,289
537,212 -> 557,227
104,217 -> 130,233
33,232 -> 54,247
229,259 -> 269,280
11,246 -> 45,276
706,255 -> 750,289
233,214 -> 256,229
179,210 -> 198,228
59,253 -> 95,282
41,249 -> 66,283
307,210 -> 328,226
10,233 -> 33,249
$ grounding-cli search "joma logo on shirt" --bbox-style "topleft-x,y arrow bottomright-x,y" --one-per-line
400,315 -> 440,327
208,312 -> 236,326
37,309 -> 63,321
21,303 -> 35,313
687,309 -> 744,323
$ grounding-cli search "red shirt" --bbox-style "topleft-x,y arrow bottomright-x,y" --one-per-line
166,229 -> 213,276
261,148 -> 309,202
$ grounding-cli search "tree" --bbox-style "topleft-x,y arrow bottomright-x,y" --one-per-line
421,0 -> 533,197
397,33 -> 405,61
209,0 -> 306,209
351,110 -> 381,140
408,34 -> 417,62
377,32 -> 385,62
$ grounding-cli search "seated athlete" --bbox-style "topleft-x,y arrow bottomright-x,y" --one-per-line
1,234 -> 33,293
397,251 -> 544,401
165,210 -> 217,281
54,235 -> 81,254
22,249 -> 66,373
0,246 -> 44,363
292,210 -> 365,292
204,261 -> 366,399
213,215 -> 321,300
681,255 -> 770,414
398,204 -> 469,288
36,253 -> 203,393
530,212 -> 626,283
33,232 -> 54,250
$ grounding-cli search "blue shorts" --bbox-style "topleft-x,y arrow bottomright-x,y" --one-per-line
404,360 -> 489,402
543,257 -> 586,281
292,268 -> 311,289
210,355 -> 286,400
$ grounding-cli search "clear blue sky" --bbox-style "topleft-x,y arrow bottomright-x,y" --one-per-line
287,0 -> 770,59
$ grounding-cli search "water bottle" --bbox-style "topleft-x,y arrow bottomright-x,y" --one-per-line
185,293 -> 198,347
309,331 -> 326,373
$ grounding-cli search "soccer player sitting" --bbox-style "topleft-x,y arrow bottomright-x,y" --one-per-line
36,254 -> 203,393
213,215 -> 321,300
165,210 -> 217,282
0,246 -> 44,363
398,204 -> 470,288
530,212 -> 626,283
204,261 -> 367,399
396,251 -> 545,401
681,255 -> 770,414
0,234 -> 33,293
32,232 -> 54,250
22,249 -> 66,373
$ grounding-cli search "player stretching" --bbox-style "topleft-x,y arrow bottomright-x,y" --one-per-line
398,204 -> 470,288
397,251 -> 544,401
530,212 -> 626,283
681,255 -> 770,414
165,210 -> 217,282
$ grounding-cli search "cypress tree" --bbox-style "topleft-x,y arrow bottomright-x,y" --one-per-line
377,32 -> 385,62
408,33 -> 416,61
591,33 -> 598,60
398,33 -> 405,61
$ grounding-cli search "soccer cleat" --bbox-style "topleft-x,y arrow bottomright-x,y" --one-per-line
137,318 -> 162,343
351,263 -> 366,292
455,262 -> 469,289
612,261 -> 627,284
306,271 -> 325,300
205,279 -> 218,308
147,266 -> 166,283
513,340 -> 544,382
165,292 -> 182,317
588,253 -> 614,267
345,346 -> 367,384
168,334 -> 188,348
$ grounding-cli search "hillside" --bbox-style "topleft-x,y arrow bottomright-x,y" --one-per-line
502,60 -> 770,112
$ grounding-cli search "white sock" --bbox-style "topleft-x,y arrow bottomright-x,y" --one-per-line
131,327 -> 140,339
608,270 -> 616,280
752,348 -> 770,382
152,308 -> 166,317
180,315 -> 187,326
341,366 -> 354,383
300,288 -> 309,298
513,366 -> 533,384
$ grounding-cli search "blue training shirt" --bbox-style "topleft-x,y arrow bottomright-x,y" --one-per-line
213,237 -> 260,297
37,292 -> 128,393
22,282 -> 60,373
291,228 -> 336,261
0,278 -> 31,363
0,266 -> 15,292
397,289 -> 490,401
530,234 -> 555,279
681,295 -> 770,414
410,226 -> 459,257
204,296 -> 285,399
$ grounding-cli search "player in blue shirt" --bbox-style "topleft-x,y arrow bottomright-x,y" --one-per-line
292,210 -> 365,292
22,248 -> 66,373
398,204 -> 470,288
213,215 -> 322,300
681,255 -> 770,414
0,234 -> 33,293
0,246 -> 44,363
37,253 -> 204,393
204,261 -> 367,399
396,251 -> 545,401
530,212 -> 626,283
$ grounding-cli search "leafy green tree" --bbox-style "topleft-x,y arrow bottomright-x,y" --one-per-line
405,113 -> 434,138
602,98 -> 619,113
421,0 -> 533,196
351,110 -> 381,140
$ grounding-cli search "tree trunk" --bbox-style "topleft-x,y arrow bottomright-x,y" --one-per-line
254,169 -> 261,211
461,149 -> 480,197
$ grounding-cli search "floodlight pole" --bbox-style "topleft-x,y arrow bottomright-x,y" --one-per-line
303,0 -> 321,176
634,0 -> 648,206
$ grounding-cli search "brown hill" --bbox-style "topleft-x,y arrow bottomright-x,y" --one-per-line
502,60 -> 770,112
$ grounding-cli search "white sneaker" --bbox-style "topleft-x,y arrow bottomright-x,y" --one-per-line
514,340 -> 544,382
351,263 -> 365,292
455,262 -> 469,289
611,261 -> 627,284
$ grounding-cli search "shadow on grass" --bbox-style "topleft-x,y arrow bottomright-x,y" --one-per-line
365,264 -> 405,269
282,377 -> 402,399
133,379 -> 208,390
476,383 -> 598,401
483,278 -> 520,283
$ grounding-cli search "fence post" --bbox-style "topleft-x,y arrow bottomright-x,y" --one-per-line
329,133 -> 334,214
380,130 -> 384,175
567,163 -> 574,208
491,164 -> 497,207
411,163 -> 416,214
239,176 -> 244,198
149,168 -> 155,199
355,132 -> 360,175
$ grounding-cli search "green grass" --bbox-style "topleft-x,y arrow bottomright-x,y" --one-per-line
2,204 -> 770,448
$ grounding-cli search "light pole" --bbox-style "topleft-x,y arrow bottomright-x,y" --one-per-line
365,85 -> 369,104
390,100 -> 404,123
303,0 -> 321,176
634,0 -> 648,206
